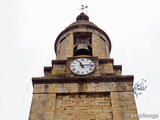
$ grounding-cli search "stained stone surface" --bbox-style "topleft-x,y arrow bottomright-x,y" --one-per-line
55,93 -> 112,120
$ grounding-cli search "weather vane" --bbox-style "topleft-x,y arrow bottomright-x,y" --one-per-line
79,5 -> 88,14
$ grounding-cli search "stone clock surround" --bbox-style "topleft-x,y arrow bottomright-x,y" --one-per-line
43,57 -> 122,77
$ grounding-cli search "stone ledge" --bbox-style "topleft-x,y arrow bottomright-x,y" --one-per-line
99,59 -> 113,63
56,92 -> 110,96
33,91 -> 134,94
44,66 -> 52,73
52,60 -> 66,65
51,58 -> 114,64
67,56 -> 98,61
101,73 -> 115,76
32,75 -> 134,85
113,65 -> 122,70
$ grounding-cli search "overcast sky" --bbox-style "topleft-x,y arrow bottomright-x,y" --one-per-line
0,0 -> 160,120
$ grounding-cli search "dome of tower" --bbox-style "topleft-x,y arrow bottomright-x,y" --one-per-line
54,13 -> 111,54
76,12 -> 89,21
68,12 -> 98,31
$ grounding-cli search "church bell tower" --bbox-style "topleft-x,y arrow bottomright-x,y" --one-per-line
29,13 -> 139,120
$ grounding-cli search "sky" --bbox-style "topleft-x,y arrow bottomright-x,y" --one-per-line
0,0 -> 160,119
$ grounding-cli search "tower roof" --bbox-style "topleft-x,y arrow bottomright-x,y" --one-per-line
68,12 -> 97,30
54,13 -> 111,53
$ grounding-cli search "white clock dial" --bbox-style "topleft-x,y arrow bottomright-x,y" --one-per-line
70,58 -> 95,75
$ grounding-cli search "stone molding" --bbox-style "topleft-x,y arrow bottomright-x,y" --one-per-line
32,75 -> 134,85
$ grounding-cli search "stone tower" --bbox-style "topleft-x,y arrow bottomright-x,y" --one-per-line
29,13 -> 139,120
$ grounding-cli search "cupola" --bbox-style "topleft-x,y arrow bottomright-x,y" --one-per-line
54,12 -> 111,60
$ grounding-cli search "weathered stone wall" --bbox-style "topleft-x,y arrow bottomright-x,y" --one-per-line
29,79 -> 137,120
56,34 -> 74,60
33,82 -> 133,94
99,62 -> 113,74
29,93 -> 56,120
51,64 -> 66,76
111,92 -> 138,120
55,93 -> 112,120
113,69 -> 121,75
92,33 -> 110,59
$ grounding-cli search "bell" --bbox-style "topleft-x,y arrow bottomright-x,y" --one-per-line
76,44 -> 89,51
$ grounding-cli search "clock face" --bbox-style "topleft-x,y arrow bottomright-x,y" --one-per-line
70,58 -> 95,75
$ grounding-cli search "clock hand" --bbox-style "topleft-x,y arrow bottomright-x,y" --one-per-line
79,61 -> 84,68
83,64 -> 94,67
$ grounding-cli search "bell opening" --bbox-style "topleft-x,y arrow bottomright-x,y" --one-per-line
73,32 -> 92,56
74,45 -> 92,56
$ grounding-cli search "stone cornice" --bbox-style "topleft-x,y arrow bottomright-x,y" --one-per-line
51,58 -> 114,65
32,75 -> 134,85
99,59 -> 113,63
44,66 -> 52,72
52,60 -> 66,65
113,65 -> 122,70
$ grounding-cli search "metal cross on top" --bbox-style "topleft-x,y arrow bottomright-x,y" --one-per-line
80,5 -> 88,14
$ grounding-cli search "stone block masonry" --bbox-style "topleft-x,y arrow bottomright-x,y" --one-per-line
29,75 -> 138,120
55,93 -> 112,120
